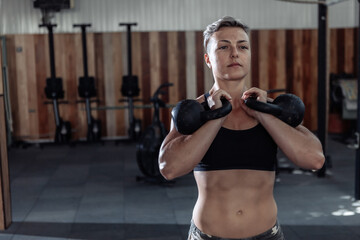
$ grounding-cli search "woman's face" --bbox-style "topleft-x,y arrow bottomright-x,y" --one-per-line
205,27 -> 251,82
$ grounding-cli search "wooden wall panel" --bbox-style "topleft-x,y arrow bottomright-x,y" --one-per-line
281,29 -> 319,129
102,33 -> 115,137
74,33 -> 86,139
177,32 -> 187,101
250,31 -> 260,88
24,35 -> 39,139
344,28 -> 355,74
292,30 -> 305,99
330,29 -> 338,75
149,32 -> 161,123
336,29 -> 345,74
300,30 -> 318,130
0,97 -> 12,230
94,33 -> 107,139
307,30 -> 319,130
355,28 -> 359,77
113,33 -> 125,137
148,31 -> 172,127
140,32 -> 152,129
101,33 -> 125,137
132,32 -> 144,129
273,30 -> 287,93
0,43 -> 3,95
195,31 -> 205,97
159,32 -> 170,128
168,32 -> 180,104
258,30 -> 270,91
4,27 -> 358,141
148,32 -> 161,128
0,42 -> 12,229
331,28 -> 357,75
34,34 -> 50,138
185,32 -> 197,100
6,36 -> 19,139
14,36 -> 31,139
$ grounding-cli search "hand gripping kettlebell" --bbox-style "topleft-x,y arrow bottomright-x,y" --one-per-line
171,98 -> 232,135
244,93 -> 305,127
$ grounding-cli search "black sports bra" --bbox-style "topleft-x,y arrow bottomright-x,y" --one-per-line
194,93 -> 278,172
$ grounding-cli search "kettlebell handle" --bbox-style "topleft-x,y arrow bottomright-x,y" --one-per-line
244,98 -> 282,116
201,98 -> 232,121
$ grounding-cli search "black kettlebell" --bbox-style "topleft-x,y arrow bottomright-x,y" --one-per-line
244,93 -> 305,127
172,98 -> 232,135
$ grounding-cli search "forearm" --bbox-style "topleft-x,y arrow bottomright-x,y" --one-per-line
159,118 -> 224,180
257,113 -> 325,170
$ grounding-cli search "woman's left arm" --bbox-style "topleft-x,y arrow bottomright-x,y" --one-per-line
256,113 -> 324,170
241,88 -> 325,170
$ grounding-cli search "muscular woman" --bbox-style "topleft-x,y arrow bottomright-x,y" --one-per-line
159,16 -> 325,240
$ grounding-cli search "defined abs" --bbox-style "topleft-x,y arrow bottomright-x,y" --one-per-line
192,192 -> 277,238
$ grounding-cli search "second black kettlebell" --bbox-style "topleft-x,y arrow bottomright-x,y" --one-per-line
172,98 -> 232,135
244,93 -> 305,127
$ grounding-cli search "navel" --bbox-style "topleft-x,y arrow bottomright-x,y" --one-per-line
236,209 -> 243,215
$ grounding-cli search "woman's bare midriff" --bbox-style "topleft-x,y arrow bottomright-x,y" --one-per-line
193,169 -> 277,239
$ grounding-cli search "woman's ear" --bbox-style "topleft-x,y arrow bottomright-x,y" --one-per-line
204,53 -> 211,69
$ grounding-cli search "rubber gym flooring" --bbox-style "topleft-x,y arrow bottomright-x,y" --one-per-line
0,134 -> 359,240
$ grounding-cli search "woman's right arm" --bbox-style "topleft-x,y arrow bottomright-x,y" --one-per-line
158,90 -> 231,180
158,117 -> 223,180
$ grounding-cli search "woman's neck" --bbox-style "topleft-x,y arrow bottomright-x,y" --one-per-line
209,80 -> 247,100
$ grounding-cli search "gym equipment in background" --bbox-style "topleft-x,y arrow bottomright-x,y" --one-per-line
330,73 -> 357,120
119,22 -> 142,141
73,23 -> 101,142
136,82 -> 173,183
40,24 -> 71,143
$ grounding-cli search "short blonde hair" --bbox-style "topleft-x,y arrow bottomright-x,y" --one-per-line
203,16 -> 250,53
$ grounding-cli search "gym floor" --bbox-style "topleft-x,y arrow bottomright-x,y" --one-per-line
0,134 -> 359,240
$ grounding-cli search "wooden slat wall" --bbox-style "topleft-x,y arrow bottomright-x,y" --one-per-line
0,44 -> 3,95
0,97 -> 12,230
251,29 -> 319,129
330,28 -> 357,75
0,39 -> 12,230
4,28 -> 358,141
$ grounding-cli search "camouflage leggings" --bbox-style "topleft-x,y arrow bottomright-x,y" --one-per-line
188,220 -> 285,240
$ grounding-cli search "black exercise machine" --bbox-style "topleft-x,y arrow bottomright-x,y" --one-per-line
40,23 -> 71,144
136,82 -> 173,183
119,22 -> 142,141
73,23 -> 101,142
329,72 -> 356,145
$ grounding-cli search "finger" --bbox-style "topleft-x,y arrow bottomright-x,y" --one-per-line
220,91 -> 232,101
242,88 -> 266,101
209,90 -> 232,109
242,90 -> 258,100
